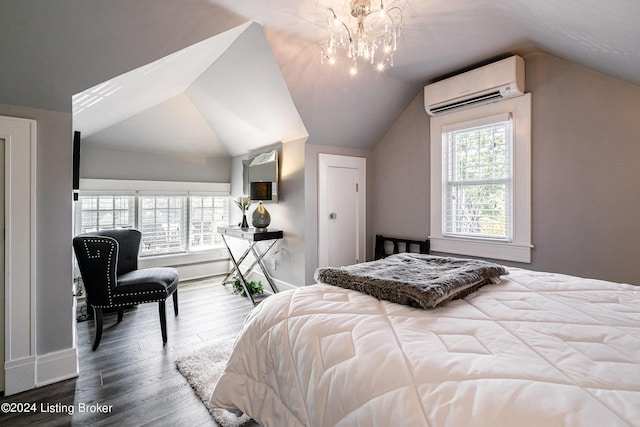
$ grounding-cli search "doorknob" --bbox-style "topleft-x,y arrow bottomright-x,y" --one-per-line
329,212 -> 337,220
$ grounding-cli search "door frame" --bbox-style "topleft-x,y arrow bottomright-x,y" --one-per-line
1,116 -> 37,395
317,153 -> 366,267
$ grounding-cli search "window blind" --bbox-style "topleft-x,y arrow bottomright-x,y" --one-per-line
138,195 -> 188,255
75,190 -> 230,257
189,195 -> 229,250
443,114 -> 513,241
74,194 -> 136,235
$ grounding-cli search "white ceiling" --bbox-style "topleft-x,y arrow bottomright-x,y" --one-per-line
2,0 -> 639,156
72,23 -> 249,140
75,22 -> 308,157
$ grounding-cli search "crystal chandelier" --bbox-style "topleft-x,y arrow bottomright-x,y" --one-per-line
321,0 -> 403,75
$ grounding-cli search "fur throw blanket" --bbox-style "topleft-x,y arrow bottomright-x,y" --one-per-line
314,253 -> 508,309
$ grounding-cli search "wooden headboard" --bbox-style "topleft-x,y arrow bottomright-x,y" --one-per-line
374,235 -> 430,260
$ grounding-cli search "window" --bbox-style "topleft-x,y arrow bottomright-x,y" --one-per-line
189,195 -> 229,250
444,114 -> 512,241
139,195 -> 188,256
430,94 -> 532,262
74,182 -> 230,257
76,194 -> 135,233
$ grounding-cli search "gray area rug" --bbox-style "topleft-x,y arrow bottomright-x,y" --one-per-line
176,339 -> 253,427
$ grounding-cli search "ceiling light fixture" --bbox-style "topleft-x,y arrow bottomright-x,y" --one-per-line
321,0 -> 403,75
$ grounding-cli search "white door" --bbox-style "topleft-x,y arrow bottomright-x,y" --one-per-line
318,154 -> 366,268
0,137 -> 5,391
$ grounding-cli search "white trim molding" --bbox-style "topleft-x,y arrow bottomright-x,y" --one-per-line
80,178 -> 230,193
1,116 -> 38,395
36,347 -> 79,388
430,94 -> 532,263
247,269 -> 298,293
5,347 -> 79,393
429,237 -> 533,263
4,355 -> 36,395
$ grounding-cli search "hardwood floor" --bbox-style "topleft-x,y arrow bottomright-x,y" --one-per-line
0,278 -> 260,426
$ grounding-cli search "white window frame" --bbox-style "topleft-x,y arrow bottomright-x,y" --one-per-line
74,192 -> 136,234
430,94 -> 532,262
138,192 -> 189,256
188,193 -> 230,251
443,113 -> 513,241
76,179 -> 231,258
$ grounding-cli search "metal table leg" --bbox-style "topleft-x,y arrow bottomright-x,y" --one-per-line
221,234 -> 256,306
218,227 -> 283,306
250,240 -> 279,293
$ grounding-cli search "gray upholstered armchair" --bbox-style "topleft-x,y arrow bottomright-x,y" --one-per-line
73,228 -> 179,350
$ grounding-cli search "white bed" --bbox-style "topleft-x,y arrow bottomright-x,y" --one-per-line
210,266 -> 640,426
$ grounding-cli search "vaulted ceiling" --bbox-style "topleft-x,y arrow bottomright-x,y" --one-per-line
1,0 -> 638,157
73,22 -> 308,156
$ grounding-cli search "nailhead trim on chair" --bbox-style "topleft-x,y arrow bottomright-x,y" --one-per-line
103,291 -> 168,307
81,236 -> 177,309
82,237 -> 116,306
115,289 -> 167,297
92,298 -> 166,309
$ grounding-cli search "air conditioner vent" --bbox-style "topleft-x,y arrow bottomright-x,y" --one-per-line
429,91 -> 502,114
425,56 -> 525,116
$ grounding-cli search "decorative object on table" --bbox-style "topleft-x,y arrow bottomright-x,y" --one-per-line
232,275 -> 264,297
321,0 -> 403,76
250,181 -> 273,231
251,202 -> 271,230
234,196 -> 252,229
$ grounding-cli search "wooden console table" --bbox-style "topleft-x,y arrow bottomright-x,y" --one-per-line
217,226 -> 283,306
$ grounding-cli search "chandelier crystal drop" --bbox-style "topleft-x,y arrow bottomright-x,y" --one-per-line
321,0 -> 403,75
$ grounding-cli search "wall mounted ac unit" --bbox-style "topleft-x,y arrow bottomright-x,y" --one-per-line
424,55 -> 525,116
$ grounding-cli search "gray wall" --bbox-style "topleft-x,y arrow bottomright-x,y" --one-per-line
526,52 -> 640,283
80,145 -> 230,182
371,52 -> 640,285
231,139 -> 307,287
0,103 -> 74,354
370,93 -> 431,248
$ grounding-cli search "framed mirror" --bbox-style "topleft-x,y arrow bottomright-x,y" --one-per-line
243,149 -> 278,202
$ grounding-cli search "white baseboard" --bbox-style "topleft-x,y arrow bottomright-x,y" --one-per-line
4,355 -> 36,395
175,261 -> 229,281
246,270 -> 298,293
3,347 -> 79,395
36,347 -> 79,388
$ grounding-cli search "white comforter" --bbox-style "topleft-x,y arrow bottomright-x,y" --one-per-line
210,268 -> 640,426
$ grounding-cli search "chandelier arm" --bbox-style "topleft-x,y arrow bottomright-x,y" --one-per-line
327,7 -> 354,43
385,6 -> 403,24
341,21 -> 353,42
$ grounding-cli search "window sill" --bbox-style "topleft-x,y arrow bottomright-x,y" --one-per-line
429,236 -> 531,263
139,247 -> 228,268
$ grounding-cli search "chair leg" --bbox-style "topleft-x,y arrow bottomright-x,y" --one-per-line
159,300 -> 167,344
92,307 -> 104,351
172,290 -> 179,316
117,308 -> 124,323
